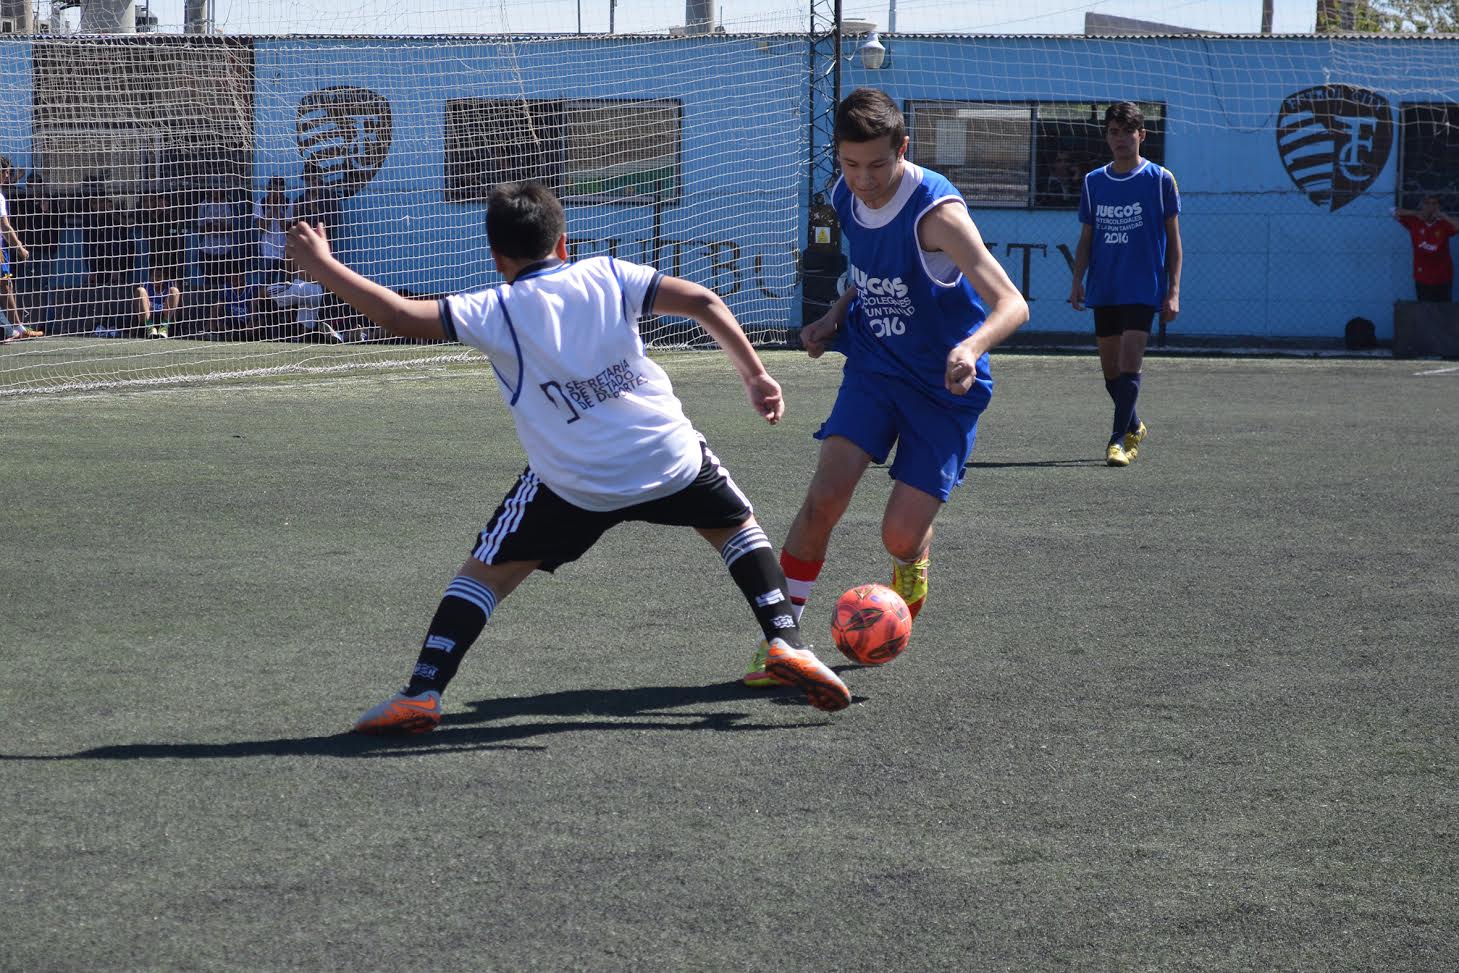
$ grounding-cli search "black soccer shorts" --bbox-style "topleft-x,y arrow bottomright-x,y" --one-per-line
470,439 -> 753,572
1093,304 -> 1157,338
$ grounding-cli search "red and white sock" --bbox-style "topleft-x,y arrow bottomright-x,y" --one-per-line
779,551 -> 824,624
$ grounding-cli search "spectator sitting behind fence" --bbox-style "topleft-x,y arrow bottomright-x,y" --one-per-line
1394,195 -> 1459,302
219,266 -> 260,339
85,191 -> 142,338
264,260 -> 333,341
255,177 -> 292,286
134,263 -> 180,339
196,182 -> 244,336
14,171 -> 61,330
1046,150 -> 1080,202
138,190 -> 187,328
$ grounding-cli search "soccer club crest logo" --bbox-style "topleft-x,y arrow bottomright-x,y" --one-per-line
1277,84 -> 1393,212
296,86 -> 394,198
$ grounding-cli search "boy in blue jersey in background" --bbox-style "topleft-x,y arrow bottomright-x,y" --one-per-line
1069,101 -> 1183,468
745,87 -> 1029,686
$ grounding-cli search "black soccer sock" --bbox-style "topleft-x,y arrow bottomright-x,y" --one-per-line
403,575 -> 497,696
1112,371 -> 1142,443
720,524 -> 804,649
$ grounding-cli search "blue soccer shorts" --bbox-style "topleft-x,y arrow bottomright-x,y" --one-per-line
815,370 -> 986,502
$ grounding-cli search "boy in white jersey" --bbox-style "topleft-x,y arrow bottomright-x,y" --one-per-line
744,88 -> 1028,687
286,181 -> 851,732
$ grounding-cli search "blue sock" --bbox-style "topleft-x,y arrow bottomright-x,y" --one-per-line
1123,371 -> 1142,433
1111,371 -> 1142,444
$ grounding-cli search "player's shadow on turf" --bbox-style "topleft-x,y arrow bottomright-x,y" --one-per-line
966,458 -> 1099,468
0,680 -> 838,763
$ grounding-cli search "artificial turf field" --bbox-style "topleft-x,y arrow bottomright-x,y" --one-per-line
2,350 -> 1456,972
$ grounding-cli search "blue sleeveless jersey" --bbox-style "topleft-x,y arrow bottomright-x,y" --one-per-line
831,165 -> 992,412
1078,160 -> 1180,307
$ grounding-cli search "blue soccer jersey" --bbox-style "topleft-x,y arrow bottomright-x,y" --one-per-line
1078,160 -> 1181,307
831,163 -> 992,412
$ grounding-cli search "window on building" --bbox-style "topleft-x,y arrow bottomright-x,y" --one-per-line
445,98 -> 681,205
1398,103 -> 1459,210
31,38 -> 255,198
905,100 -> 1165,210
444,98 -> 565,203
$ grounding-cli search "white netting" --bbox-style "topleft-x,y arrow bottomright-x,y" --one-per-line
4,0 -> 1459,393
1,29 -> 806,394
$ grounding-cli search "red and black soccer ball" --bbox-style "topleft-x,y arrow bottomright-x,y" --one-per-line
831,583 -> 912,666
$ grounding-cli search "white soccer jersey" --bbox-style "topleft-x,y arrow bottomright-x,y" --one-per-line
441,256 -> 703,512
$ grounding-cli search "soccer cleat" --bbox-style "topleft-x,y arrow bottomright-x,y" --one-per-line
148,324 -> 169,339
890,556 -> 930,621
1123,421 -> 1148,462
15,326 -> 42,340
742,639 -> 790,689
1105,442 -> 1130,467
353,689 -> 442,735
763,638 -> 851,712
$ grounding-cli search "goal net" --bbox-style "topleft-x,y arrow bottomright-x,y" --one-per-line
2,3 -> 808,394
4,0 -> 1458,393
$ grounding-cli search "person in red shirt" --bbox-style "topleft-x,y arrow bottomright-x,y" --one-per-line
1395,195 -> 1459,301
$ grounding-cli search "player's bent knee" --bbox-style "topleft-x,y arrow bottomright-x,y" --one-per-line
880,526 -> 930,563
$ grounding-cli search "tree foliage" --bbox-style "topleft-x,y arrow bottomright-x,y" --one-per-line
1319,0 -> 1459,32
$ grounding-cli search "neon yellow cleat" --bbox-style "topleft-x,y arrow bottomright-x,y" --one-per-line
742,639 -> 789,689
890,556 -> 929,620
1105,443 -> 1130,467
1123,421 -> 1148,462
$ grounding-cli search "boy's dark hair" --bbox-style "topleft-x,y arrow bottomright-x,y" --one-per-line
834,87 -> 907,150
1104,102 -> 1145,133
486,181 -> 566,261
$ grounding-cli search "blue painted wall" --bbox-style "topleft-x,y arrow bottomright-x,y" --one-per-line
250,36 -> 807,338
3,34 -> 1454,344
867,36 -> 1457,344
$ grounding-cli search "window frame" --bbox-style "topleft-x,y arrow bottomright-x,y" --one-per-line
904,99 -> 1167,211
444,96 -> 683,206
1396,101 -> 1459,211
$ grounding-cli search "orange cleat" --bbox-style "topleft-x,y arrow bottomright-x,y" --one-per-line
763,638 -> 851,712
353,690 -> 442,735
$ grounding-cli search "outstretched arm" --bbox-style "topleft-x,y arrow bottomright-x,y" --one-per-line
286,221 -> 443,340
1162,214 -> 1182,323
651,275 -> 784,424
919,201 -> 1030,394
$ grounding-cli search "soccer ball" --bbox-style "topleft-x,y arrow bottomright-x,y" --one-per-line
831,583 -> 912,666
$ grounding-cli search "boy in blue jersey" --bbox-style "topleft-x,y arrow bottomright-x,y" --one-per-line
744,88 -> 1029,686
1068,102 -> 1183,468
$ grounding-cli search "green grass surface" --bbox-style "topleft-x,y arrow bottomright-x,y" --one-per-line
2,352 -> 1456,972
